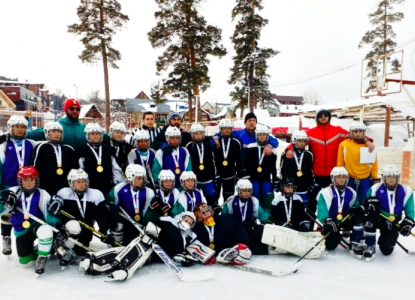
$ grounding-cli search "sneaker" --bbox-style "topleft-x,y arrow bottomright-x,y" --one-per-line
2,236 -> 12,255
35,256 -> 48,275
363,245 -> 376,262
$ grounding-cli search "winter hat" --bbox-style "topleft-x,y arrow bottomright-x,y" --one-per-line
168,112 -> 182,124
244,112 -> 257,123
315,108 -> 331,123
63,98 -> 81,112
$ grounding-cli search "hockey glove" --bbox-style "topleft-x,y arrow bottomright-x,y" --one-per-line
349,205 -> 365,216
308,181 -> 320,198
212,203 -> 222,217
365,197 -> 380,214
101,233 -> 115,246
0,190 -> 17,212
399,217 -> 415,237
273,179 -> 281,193
173,253 -> 199,267
216,243 -> 251,266
150,196 -> 170,216
323,218 -> 338,233
47,195 -> 64,216
56,227 -> 70,244
299,220 -> 311,232
0,134 -> 10,144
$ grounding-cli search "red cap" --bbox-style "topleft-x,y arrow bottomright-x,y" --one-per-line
63,98 -> 81,112
17,166 -> 39,178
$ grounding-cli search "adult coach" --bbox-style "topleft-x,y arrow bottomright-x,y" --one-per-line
129,111 -> 162,148
26,99 -> 87,149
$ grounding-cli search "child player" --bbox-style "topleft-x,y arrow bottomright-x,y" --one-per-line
172,171 -> 206,215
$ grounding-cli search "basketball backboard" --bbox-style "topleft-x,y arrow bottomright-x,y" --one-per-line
360,50 -> 403,97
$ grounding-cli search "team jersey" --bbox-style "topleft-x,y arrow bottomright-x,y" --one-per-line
156,188 -> 180,207
222,195 -> 269,224
271,193 -> 307,230
172,189 -> 206,216
317,185 -> 358,223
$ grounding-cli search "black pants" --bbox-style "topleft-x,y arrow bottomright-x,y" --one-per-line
375,215 -> 400,256
16,227 -> 38,258
221,177 -> 235,202
1,214 -> 12,237
243,222 -> 268,255
325,216 -> 363,251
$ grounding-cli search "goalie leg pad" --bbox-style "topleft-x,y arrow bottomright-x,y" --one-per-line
261,224 -> 325,259
186,240 -> 215,264
80,247 -> 124,275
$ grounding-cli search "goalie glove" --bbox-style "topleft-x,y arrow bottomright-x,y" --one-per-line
216,243 -> 251,266
186,240 -> 216,264
0,190 -> 17,212
173,253 -> 199,267
150,196 -> 170,216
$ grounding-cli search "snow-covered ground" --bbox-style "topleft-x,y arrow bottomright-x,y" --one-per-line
0,232 -> 413,300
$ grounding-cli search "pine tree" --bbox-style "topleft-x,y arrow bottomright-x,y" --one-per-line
68,0 -> 129,131
148,0 -> 226,123
229,0 -> 278,116
358,0 -> 404,94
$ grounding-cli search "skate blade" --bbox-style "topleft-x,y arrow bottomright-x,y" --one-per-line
349,250 -> 363,259
364,255 -> 375,262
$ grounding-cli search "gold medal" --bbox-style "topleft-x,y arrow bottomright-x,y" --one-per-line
134,215 -> 141,222
199,164 -> 205,170
22,220 -> 30,228
175,168 -> 180,174
337,213 -> 343,221
389,215 -> 395,222
209,243 -> 215,250
297,170 -> 303,177
257,166 -> 262,173
287,218 -> 291,223
222,160 -> 228,166
97,165 -> 104,173
56,168 -> 63,175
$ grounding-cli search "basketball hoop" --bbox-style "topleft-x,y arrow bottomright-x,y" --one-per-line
376,75 -> 386,95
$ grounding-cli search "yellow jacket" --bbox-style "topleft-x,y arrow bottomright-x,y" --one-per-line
337,139 -> 378,180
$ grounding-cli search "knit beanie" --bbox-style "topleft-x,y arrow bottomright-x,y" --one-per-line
244,112 -> 257,123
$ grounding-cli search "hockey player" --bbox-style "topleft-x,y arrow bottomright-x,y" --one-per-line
211,118 -> 242,201
32,121 -> 75,196
364,165 -> 414,259
280,130 -> 314,207
271,178 -> 310,232
0,115 -> 36,255
74,123 -> 122,196
193,203 -> 252,265
243,125 -> 277,209
337,121 -> 380,203
103,121 -> 132,172
186,123 -> 217,206
0,167 -> 58,274
106,164 -> 162,245
317,167 -> 366,256
152,126 -> 192,189
172,171 -> 207,215
152,112 -> 192,150
48,169 -> 112,258
127,129 -> 156,171
156,169 -> 180,208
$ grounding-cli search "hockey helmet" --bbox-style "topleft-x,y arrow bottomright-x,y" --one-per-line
180,171 -> 197,191
194,203 -> 215,226
190,123 -> 205,142
174,211 -> 196,233
84,123 -> 103,145
158,170 -> 175,192
125,164 -> 147,189
17,166 -> 40,192
236,179 -> 253,201
255,125 -> 270,146
133,130 -> 150,150
7,115 -> 28,139
381,165 -> 400,190
44,121 -> 64,144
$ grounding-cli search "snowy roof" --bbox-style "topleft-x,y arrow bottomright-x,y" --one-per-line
212,106 -> 229,118
234,108 -> 270,119
279,104 -> 302,114
79,104 -> 103,118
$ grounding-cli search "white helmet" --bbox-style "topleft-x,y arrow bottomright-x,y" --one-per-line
255,125 -> 270,145
180,171 -> 197,191
7,115 -> 28,139
165,126 -> 181,145
67,169 -> 89,193
133,130 -> 150,150
174,211 -> 196,234
381,165 -> 400,190
85,123 -> 103,145
330,167 -> 348,190
158,169 -> 176,192
292,130 -> 308,144
44,121 -> 64,143
125,164 -> 147,188
219,118 -> 234,129
236,179 -> 253,200
350,121 -> 366,141
190,123 -> 205,142
109,121 -> 127,135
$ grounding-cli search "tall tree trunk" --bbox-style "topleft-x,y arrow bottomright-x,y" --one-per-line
100,0 -> 110,132
189,43 -> 200,123
249,0 -> 255,112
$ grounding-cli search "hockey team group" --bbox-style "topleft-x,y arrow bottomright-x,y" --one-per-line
0,98 -> 413,281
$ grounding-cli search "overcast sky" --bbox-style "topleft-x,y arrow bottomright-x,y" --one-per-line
1,0 -> 414,105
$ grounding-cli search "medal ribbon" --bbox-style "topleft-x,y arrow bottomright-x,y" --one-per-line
131,187 -> 140,215
196,144 -> 204,164
204,224 -> 215,243
186,192 -> 196,211
257,147 -> 265,167
138,150 -> 149,168
239,200 -> 248,222
387,191 -> 396,216
87,144 -> 102,166
283,196 -> 293,222
53,144 -> 62,167
221,138 -> 230,160
21,192 -> 34,218
12,139 -> 25,167
293,151 -> 305,171
172,148 -> 180,168
74,193 -> 87,219
110,140 -> 120,157
333,188 -> 345,214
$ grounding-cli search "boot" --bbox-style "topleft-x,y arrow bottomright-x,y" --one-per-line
363,231 -> 376,262
35,256 -> 48,274
2,236 -> 12,255
60,250 -> 75,267
350,226 -> 364,259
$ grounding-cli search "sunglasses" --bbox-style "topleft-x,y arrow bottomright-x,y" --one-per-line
69,107 -> 81,112
318,113 -> 328,118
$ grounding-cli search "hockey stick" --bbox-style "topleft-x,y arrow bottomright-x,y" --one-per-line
379,213 -> 415,238
221,262 -> 302,277
145,163 -> 157,192
117,206 -> 214,282
60,210 -> 123,247
396,241 -> 415,255
16,207 -> 93,252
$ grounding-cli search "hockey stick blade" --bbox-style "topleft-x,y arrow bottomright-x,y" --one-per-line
152,244 -> 214,282
397,241 -> 415,255
222,262 -> 302,277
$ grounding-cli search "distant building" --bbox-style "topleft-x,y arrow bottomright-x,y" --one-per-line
272,94 -> 304,105
271,94 -> 304,117
79,104 -> 103,124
